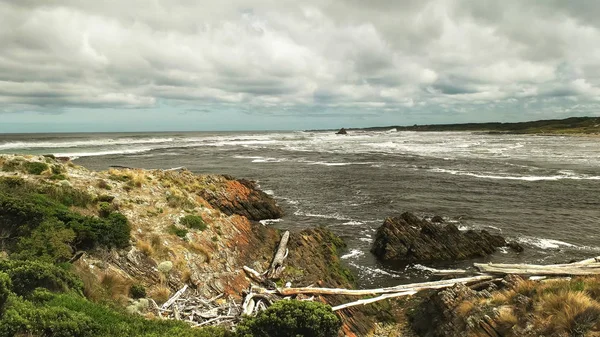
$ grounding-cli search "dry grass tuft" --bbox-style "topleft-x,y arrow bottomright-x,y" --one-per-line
496,306 -> 518,332
456,301 -> 475,316
100,272 -> 131,301
137,239 -> 155,256
513,279 -> 538,297
538,290 -> 600,335
149,286 -> 171,304
490,290 -> 514,305
187,241 -> 211,263
75,264 -> 105,302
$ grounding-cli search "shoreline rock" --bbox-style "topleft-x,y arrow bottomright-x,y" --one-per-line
336,128 -> 348,135
371,212 -> 512,262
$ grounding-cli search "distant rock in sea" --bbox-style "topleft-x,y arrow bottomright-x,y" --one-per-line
336,128 -> 348,135
371,212 -> 517,262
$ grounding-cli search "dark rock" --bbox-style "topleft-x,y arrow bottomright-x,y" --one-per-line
370,212 -> 508,262
507,241 -> 524,252
431,215 -> 445,223
336,128 -> 348,135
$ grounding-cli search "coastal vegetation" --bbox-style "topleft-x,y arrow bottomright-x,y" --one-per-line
0,155 -> 346,336
357,116 -> 600,135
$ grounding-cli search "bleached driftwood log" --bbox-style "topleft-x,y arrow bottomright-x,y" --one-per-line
474,262 -> 600,276
162,285 -> 188,309
276,274 -> 494,296
331,291 -> 417,311
266,231 -> 290,279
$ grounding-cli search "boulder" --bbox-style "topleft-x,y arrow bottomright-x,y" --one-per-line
336,128 -> 348,135
371,212 -> 508,262
431,215 -> 444,223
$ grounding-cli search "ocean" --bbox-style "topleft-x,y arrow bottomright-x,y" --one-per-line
1,130 -> 599,288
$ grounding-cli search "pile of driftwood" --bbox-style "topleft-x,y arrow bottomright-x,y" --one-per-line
151,285 -> 240,327
156,229 -> 600,327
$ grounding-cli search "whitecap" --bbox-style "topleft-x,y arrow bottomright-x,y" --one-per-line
259,219 -> 282,226
54,148 -> 152,158
428,168 -> 600,181
518,237 -> 578,249
342,220 -> 364,226
293,210 -> 350,221
341,249 -> 364,259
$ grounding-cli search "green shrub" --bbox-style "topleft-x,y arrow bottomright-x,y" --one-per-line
13,220 -> 76,263
0,294 -> 99,337
180,215 -> 207,231
97,194 -> 115,202
235,300 -> 341,337
0,260 -> 83,296
168,225 -> 188,238
51,165 -> 64,174
23,162 -> 48,175
129,284 -> 146,299
0,290 -> 232,337
0,188 -> 130,261
98,202 -> 113,218
49,174 -> 68,181
0,272 -> 10,310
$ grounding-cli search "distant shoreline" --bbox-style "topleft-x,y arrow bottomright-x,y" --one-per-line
315,116 -> 600,136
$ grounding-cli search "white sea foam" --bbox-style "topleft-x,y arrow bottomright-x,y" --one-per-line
518,237 -> 578,249
0,137 -> 174,150
429,168 -> 600,181
341,249 -> 364,259
53,148 -> 152,158
342,220 -> 364,226
259,219 -> 282,226
293,210 -> 350,221
348,262 -> 402,278
409,264 -> 439,272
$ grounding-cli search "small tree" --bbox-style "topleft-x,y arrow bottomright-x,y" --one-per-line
235,300 -> 341,337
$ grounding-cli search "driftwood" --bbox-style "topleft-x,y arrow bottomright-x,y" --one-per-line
164,166 -> 187,172
162,285 -> 188,309
474,261 -> 600,276
331,291 -> 417,311
276,274 -> 494,296
266,231 -> 289,279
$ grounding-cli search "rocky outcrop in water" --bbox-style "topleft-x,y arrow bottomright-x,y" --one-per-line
196,176 -> 283,221
371,212 -> 508,262
336,128 -> 348,135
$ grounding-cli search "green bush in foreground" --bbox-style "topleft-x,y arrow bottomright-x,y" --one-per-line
0,272 -> 10,310
0,260 -> 83,297
180,215 -> 207,231
0,181 -> 131,262
235,300 -> 341,337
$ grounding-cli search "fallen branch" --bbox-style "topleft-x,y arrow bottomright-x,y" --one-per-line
332,291 -> 417,311
474,262 -> 600,276
266,231 -> 290,279
277,274 -> 494,296
162,285 -> 188,309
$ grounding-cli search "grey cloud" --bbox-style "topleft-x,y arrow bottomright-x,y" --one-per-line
1,0 -> 600,120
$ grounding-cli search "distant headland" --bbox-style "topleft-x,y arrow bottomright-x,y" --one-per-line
326,116 -> 600,135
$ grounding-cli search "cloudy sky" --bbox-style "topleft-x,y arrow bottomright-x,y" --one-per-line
2,0 -> 600,132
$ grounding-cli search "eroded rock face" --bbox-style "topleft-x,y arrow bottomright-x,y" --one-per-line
371,212 -> 507,262
197,176 -> 283,221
